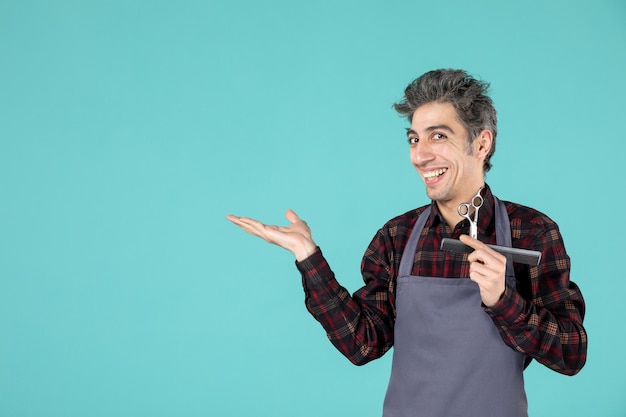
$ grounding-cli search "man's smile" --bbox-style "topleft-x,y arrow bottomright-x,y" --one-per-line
422,168 -> 448,182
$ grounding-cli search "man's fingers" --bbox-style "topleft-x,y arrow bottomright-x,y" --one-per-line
459,234 -> 486,250
469,261 -> 495,276
226,215 -> 254,229
459,234 -> 504,265
285,209 -> 301,224
227,215 -> 269,238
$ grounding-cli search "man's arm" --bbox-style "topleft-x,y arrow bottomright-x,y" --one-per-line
479,223 -> 587,375
296,231 -> 397,365
227,210 -> 397,365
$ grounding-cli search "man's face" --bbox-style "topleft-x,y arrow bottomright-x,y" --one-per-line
408,101 -> 488,207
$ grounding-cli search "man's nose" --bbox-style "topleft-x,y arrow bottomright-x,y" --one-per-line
410,141 -> 434,165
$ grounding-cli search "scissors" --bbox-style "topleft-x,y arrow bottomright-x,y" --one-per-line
457,187 -> 484,239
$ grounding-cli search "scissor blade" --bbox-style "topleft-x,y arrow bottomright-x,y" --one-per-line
440,238 -> 542,266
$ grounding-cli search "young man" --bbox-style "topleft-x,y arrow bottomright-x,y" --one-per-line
227,69 -> 587,417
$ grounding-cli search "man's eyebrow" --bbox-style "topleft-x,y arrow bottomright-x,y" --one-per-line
405,125 -> 455,136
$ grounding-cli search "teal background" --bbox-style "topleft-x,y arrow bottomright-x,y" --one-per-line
1,0 -> 624,416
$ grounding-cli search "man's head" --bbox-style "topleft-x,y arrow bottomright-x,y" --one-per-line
394,69 -> 497,173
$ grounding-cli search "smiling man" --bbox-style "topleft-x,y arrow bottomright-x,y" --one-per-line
227,69 -> 587,417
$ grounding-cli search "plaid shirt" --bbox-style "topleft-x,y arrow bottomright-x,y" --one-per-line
296,185 -> 587,375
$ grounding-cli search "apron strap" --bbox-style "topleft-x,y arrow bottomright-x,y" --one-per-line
398,207 -> 430,278
494,196 -> 517,286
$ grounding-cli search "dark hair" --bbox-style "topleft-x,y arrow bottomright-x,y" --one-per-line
394,69 -> 497,172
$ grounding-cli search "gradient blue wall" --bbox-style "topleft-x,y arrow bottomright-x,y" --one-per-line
1,1 -> 624,416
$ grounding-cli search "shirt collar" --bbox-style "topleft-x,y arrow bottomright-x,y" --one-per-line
426,184 -> 496,230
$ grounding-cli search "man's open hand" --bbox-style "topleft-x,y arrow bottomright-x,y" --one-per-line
226,209 -> 317,261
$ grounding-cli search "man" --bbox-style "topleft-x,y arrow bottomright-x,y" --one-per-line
227,69 -> 587,417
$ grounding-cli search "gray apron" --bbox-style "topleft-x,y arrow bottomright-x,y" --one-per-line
382,197 -> 528,417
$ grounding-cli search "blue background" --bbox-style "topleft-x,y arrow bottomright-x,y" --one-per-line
1,0 -> 624,416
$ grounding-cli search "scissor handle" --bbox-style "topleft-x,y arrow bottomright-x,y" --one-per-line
458,203 -> 472,217
471,194 -> 484,209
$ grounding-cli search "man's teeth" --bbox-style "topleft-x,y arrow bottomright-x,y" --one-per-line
423,168 -> 447,179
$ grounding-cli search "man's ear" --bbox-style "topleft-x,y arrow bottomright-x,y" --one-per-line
474,129 -> 493,158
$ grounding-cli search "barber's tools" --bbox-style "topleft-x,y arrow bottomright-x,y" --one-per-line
440,238 -> 542,266
441,187 -> 542,266
457,187 -> 484,239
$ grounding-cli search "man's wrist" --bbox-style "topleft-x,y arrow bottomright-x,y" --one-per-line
294,241 -> 317,262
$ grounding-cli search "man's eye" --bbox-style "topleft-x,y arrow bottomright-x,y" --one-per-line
408,137 -> 419,144
433,133 -> 446,140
